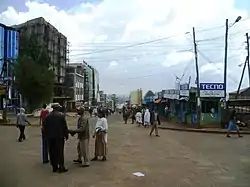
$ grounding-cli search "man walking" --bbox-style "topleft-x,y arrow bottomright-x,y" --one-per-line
40,104 -> 50,164
69,107 -> 90,167
149,109 -> 161,137
16,108 -> 31,142
43,103 -> 69,173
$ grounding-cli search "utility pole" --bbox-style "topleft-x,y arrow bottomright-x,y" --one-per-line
192,27 -> 201,128
236,56 -> 248,99
223,19 -> 229,103
246,33 -> 250,86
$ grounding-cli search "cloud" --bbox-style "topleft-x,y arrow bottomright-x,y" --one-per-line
109,61 -> 118,67
0,0 -> 250,94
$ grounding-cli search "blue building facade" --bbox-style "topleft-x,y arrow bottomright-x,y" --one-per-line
0,23 -> 20,110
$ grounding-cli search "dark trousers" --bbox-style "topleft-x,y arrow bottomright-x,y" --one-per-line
48,138 -> 65,169
42,131 -> 49,162
18,125 -> 25,141
131,116 -> 135,124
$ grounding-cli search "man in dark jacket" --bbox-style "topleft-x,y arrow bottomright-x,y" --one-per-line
149,109 -> 161,137
43,103 -> 69,173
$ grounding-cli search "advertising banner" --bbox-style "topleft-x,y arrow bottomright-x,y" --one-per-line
200,83 -> 225,98
180,83 -> 189,97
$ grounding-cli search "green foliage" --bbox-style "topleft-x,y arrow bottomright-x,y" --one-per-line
14,34 -> 54,111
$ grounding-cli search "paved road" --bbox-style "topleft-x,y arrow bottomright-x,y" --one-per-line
0,114 -> 250,187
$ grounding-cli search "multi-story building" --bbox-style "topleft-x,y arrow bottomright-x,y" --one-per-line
91,67 -> 100,104
82,61 -> 93,103
0,23 -> 20,110
12,17 -> 69,103
99,90 -> 107,105
65,61 -> 100,106
65,63 -> 85,101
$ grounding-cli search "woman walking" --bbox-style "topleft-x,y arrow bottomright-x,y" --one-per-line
92,110 -> 108,161
40,104 -> 50,163
226,110 -> 242,138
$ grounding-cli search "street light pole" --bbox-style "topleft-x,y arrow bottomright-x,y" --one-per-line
223,19 -> 229,101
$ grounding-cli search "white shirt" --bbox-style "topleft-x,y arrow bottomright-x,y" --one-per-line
95,117 -> 108,133
94,117 -> 108,143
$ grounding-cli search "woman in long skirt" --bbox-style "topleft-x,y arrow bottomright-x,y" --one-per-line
92,110 -> 108,161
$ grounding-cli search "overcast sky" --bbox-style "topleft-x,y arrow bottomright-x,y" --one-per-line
0,0 -> 250,95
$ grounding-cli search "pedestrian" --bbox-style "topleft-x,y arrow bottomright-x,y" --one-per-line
226,110 -> 243,138
131,106 -> 136,124
69,107 -> 90,167
16,108 -> 31,142
92,110 -> 108,161
143,109 -> 150,128
149,109 -> 160,137
136,110 -> 142,126
43,103 -> 69,173
40,104 -> 50,164
122,106 -> 129,124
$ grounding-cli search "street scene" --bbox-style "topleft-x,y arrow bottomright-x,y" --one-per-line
1,1 -> 250,187
0,114 -> 250,187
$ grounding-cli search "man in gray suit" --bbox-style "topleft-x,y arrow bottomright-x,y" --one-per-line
69,107 -> 90,167
43,103 -> 69,173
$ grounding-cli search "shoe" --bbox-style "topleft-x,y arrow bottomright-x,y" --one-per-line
91,157 -> 98,161
73,159 -> 82,164
18,139 -> 23,142
53,167 -> 58,172
43,160 -> 49,164
226,135 -> 231,138
58,167 -> 68,173
81,164 -> 90,167
101,156 -> 107,161
239,135 -> 243,138
156,135 -> 160,137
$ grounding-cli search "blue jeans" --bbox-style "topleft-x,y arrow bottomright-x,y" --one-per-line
42,130 -> 49,162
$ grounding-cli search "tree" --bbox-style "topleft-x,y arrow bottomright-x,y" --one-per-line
14,34 -> 54,111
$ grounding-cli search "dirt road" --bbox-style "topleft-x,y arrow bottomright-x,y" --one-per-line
0,114 -> 249,187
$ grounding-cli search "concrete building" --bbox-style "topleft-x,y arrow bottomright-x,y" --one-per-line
12,17 -> 69,102
99,90 -> 107,105
65,63 -> 85,102
82,61 -> 93,103
91,67 -> 100,104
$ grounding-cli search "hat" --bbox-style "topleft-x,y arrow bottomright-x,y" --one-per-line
51,103 -> 62,109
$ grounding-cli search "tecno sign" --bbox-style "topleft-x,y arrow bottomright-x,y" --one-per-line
200,83 -> 224,90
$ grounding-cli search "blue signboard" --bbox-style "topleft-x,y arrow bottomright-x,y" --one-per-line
180,84 -> 189,90
180,83 -> 189,96
144,96 -> 153,103
0,25 -> 4,83
200,83 -> 225,97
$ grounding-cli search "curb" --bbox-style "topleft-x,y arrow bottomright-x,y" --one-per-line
158,126 -> 250,134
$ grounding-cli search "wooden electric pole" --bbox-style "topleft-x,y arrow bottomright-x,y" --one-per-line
236,33 -> 250,99
192,27 -> 201,128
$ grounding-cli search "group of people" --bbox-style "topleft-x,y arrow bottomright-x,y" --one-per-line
122,105 -> 161,137
16,103 -> 108,173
